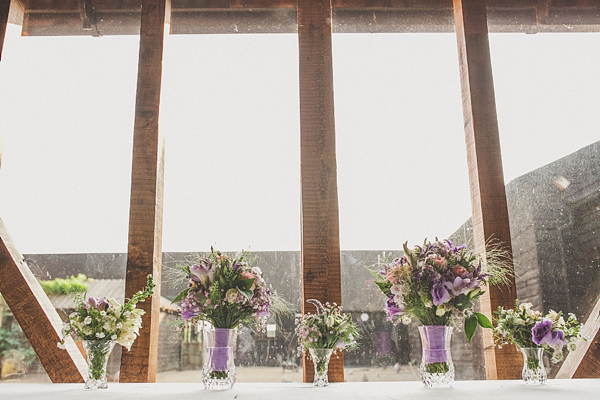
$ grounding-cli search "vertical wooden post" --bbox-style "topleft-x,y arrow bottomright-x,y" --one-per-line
297,0 -> 344,383
119,0 -> 166,383
453,0 -> 520,380
0,0 -> 10,61
0,218 -> 87,382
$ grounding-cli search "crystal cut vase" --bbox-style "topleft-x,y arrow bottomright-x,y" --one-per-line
309,348 -> 333,387
202,326 -> 237,390
520,347 -> 547,385
418,325 -> 454,388
82,340 -> 116,390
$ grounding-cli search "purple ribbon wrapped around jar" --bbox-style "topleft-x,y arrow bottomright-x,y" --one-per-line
207,328 -> 235,371
419,325 -> 452,364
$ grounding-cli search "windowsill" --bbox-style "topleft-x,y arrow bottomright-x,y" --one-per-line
1,380 -> 599,399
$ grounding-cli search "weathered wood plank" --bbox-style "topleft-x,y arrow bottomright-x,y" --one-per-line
22,0 -> 600,36
0,0 -> 10,61
119,0 -> 166,383
556,295 -> 600,378
0,218 -> 87,382
453,0 -> 520,380
298,0 -> 344,384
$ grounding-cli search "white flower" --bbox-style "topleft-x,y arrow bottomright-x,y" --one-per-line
547,310 -> 559,321
100,311 -> 107,317
391,285 -> 402,296
568,313 -> 577,321
96,332 -> 105,339
116,322 -> 123,329
513,318 -> 525,326
69,312 -> 77,318
84,316 -> 92,325
111,335 -> 118,340
401,316 -> 412,325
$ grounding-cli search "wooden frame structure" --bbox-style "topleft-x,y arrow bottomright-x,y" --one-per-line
119,0 -> 167,383
297,0 -> 344,383
0,0 -> 599,383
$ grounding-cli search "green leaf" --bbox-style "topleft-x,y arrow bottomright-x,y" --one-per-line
474,312 -> 493,329
455,294 -> 473,311
375,280 -> 392,295
171,288 -> 189,305
242,278 -> 255,291
465,314 -> 478,344
237,287 -> 253,301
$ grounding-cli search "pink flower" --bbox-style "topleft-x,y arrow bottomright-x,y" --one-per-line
434,256 -> 447,267
453,265 -> 467,276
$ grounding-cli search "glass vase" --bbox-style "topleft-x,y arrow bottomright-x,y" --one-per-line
418,325 -> 454,388
308,348 -> 333,387
202,326 -> 237,390
82,340 -> 116,390
520,347 -> 547,385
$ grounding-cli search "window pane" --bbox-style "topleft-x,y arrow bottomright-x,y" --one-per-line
489,32 -> 600,378
159,33 -> 302,382
0,23 -> 139,382
332,33 -> 478,381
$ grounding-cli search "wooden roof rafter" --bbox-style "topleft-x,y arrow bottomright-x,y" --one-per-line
17,0 -> 600,36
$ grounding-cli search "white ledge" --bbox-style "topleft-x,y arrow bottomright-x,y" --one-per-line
1,380 -> 599,399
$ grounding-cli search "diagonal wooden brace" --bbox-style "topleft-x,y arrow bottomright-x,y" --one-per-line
0,217 -> 87,382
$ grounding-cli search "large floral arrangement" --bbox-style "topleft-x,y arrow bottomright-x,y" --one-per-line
295,299 -> 360,355
373,239 -> 510,342
173,248 -> 273,329
493,300 -> 584,364
58,275 -> 155,351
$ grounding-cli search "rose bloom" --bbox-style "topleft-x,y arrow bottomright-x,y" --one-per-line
435,256 -> 447,267
453,265 -> 467,276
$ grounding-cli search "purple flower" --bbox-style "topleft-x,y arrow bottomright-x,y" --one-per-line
431,280 -> 450,306
86,297 -> 108,310
190,259 -> 215,285
385,299 -> 404,321
444,273 -> 480,296
532,319 -> 567,348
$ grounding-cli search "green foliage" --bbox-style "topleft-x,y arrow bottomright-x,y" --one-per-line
39,274 -> 88,295
0,323 -> 36,367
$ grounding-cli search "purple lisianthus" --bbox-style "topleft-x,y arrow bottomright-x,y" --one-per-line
532,319 -> 567,347
385,299 -> 404,321
445,272 -> 480,296
431,280 -> 450,306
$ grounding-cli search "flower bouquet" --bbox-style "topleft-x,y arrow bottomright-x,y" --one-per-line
493,300 -> 584,384
172,248 -> 274,390
372,239 -> 510,387
58,275 -> 155,390
295,299 -> 359,387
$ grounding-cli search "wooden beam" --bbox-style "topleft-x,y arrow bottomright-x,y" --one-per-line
119,0 -> 166,383
453,0 -> 520,380
298,0 -> 344,384
0,0 -> 10,61
21,0 -> 600,35
0,218 -> 87,382
556,295 -> 600,378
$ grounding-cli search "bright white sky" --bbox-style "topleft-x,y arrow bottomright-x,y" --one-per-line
0,23 -> 598,254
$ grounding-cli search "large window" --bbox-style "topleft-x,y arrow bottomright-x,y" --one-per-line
159,33 -> 302,382
0,23 -> 139,382
332,32 -> 476,381
489,32 -> 600,378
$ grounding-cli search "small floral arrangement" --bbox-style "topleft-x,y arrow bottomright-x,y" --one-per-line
373,239 -> 511,342
58,275 -> 155,351
295,299 -> 360,355
493,300 -> 584,364
173,248 -> 273,329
